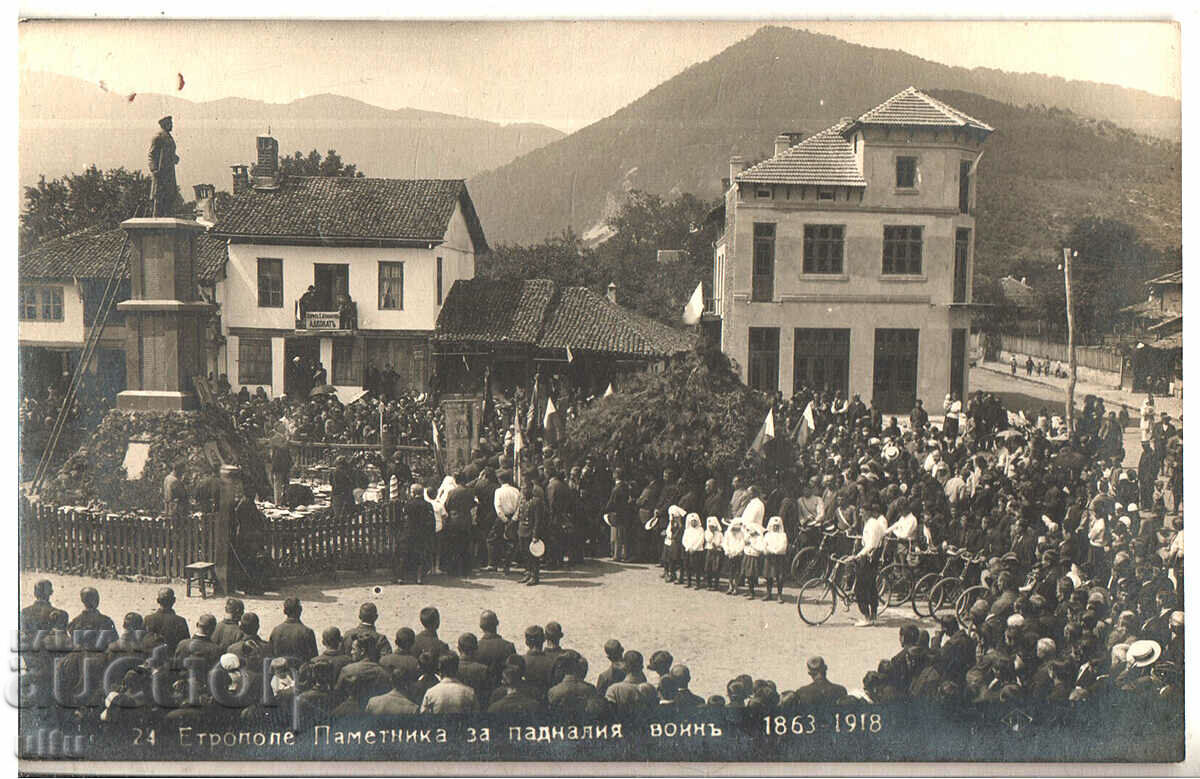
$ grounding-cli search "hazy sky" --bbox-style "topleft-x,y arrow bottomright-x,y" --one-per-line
18,20 -> 1180,134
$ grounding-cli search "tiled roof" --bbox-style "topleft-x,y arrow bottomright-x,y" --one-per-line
855,87 -> 994,132
1146,270 -> 1182,286
736,122 -> 866,187
435,279 -> 696,359
19,225 -> 226,284
433,278 -> 555,345
539,286 -> 697,357
1118,299 -> 1174,321
999,276 -> 1036,308
1148,331 -> 1183,351
211,176 -> 488,252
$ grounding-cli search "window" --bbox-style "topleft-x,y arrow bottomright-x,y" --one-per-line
238,338 -> 272,386
873,328 -> 919,413
19,286 -> 63,321
803,225 -> 845,274
896,156 -> 917,188
756,188 -> 772,199
950,329 -> 967,400
378,262 -> 404,310
257,258 -> 283,308
882,226 -> 923,275
954,229 -> 970,303
794,328 -> 850,395
20,288 -> 37,320
751,223 -> 775,301
332,338 -> 362,386
748,327 -> 779,392
959,160 -> 972,214
436,257 -> 444,305
817,189 -> 835,201
365,338 -> 429,392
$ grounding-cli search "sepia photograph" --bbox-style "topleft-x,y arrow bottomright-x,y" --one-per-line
13,13 -> 1186,773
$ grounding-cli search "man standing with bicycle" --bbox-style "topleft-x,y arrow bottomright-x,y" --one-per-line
853,504 -> 889,627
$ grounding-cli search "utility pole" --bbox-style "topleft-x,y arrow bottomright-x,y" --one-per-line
1063,247 -> 1077,434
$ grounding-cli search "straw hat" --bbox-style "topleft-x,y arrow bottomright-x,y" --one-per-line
1128,639 -> 1162,668
528,538 -> 546,558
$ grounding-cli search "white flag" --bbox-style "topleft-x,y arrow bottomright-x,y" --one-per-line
682,282 -> 704,325
566,346 -> 574,363
749,408 -> 775,455
795,401 -> 815,446
603,383 -> 614,398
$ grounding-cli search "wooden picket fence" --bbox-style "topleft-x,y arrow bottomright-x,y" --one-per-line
19,496 -> 402,582
19,498 -> 219,579
264,501 -> 399,579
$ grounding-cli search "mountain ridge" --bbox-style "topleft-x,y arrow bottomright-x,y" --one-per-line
19,71 -> 566,195
465,25 -> 1181,264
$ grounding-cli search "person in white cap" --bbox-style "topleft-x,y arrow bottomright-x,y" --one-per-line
703,517 -> 724,591
722,519 -> 745,595
680,513 -> 705,588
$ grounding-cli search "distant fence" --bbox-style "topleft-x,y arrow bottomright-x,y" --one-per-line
997,334 -> 1123,374
20,496 -> 403,582
20,498 -> 219,579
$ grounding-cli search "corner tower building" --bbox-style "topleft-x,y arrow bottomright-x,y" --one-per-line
710,88 -> 992,411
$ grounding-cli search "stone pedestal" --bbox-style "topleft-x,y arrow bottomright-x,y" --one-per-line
116,218 -> 215,412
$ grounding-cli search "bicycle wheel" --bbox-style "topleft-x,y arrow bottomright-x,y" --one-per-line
797,577 -> 836,625
875,570 -> 891,616
911,572 -> 942,618
790,546 -> 819,583
955,585 -> 989,629
880,563 -> 913,607
928,577 -> 961,617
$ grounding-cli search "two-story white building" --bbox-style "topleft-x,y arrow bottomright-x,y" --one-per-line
210,135 -> 488,402
18,225 -> 225,401
710,88 -> 993,412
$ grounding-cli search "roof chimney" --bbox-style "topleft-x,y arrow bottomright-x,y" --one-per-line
774,134 -> 793,157
250,134 -> 281,190
231,165 -> 249,195
606,282 -> 618,305
729,155 -> 746,184
193,184 -> 217,225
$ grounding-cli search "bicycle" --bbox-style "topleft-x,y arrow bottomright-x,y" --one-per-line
796,553 -> 892,626
927,549 -> 989,627
878,538 -> 939,609
790,527 -> 851,583
911,546 -> 960,618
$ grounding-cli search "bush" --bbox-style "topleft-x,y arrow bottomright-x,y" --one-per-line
559,341 -> 786,488
40,405 -> 270,512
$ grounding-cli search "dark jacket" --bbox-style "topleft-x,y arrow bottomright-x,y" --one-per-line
789,678 -> 849,706
144,608 -> 189,655
269,618 -> 319,663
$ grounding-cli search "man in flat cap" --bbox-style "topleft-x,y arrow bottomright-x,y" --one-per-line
148,115 -> 179,217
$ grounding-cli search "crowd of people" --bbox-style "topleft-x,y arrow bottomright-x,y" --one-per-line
20,581 -> 885,729
19,374 -> 116,474
205,373 -> 441,449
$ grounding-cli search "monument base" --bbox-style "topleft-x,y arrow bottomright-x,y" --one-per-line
117,390 -> 199,412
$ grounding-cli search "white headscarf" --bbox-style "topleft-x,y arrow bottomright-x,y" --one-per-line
682,513 -> 705,552
723,520 -> 745,557
744,525 -> 765,556
765,516 -> 788,555
704,516 -> 723,550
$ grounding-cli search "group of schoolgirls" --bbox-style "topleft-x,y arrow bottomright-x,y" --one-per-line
655,504 -> 790,601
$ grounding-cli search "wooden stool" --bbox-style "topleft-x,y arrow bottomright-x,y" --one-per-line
185,562 -> 218,598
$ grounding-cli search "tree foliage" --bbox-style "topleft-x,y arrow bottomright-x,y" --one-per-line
480,189 -> 720,324
559,340 -> 784,489
279,149 -> 365,178
19,166 -> 177,251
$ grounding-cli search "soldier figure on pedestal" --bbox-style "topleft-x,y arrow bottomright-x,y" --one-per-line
148,115 -> 179,217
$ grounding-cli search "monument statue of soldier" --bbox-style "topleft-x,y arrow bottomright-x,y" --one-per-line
148,115 -> 179,217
